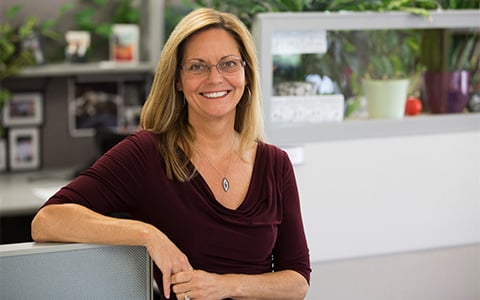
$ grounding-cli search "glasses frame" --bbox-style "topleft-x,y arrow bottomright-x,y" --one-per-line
180,58 -> 246,76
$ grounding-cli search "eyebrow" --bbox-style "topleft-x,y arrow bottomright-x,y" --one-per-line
184,55 -> 242,63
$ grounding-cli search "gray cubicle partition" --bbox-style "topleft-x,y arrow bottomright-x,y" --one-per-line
0,242 -> 153,300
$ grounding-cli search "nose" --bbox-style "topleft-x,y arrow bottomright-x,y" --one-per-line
206,65 -> 223,83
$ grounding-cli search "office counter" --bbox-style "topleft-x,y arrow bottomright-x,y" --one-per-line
0,169 -> 71,217
0,169 -> 70,243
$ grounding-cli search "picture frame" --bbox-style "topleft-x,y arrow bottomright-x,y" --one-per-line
68,79 -> 123,137
2,92 -> 43,126
8,127 -> 40,171
23,31 -> 46,65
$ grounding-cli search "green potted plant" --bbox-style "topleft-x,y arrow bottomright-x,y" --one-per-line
0,3 -> 72,137
74,0 -> 140,38
419,0 -> 480,114
72,0 -> 140,61
351,28 -> 421,119
315,0 -> 436,119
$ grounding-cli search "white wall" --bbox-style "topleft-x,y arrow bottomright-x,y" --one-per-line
293,130 -> 480,299
294,131 -> 480,262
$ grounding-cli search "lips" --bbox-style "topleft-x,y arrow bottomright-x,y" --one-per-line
201,91 -> 229,98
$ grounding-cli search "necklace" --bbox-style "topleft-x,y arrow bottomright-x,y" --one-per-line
192,135 -> 235,192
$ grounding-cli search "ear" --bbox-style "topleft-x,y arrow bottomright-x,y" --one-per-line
176,80 -> 182,91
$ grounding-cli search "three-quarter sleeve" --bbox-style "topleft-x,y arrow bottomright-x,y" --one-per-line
272,149 -> 311,284
44,130 -> 160,216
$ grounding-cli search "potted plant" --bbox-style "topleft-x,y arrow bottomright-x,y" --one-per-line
419,0 -> 480,113
315,0 -> 437,119
351,28 -> 421,119
0,3 -> 72,137
72,0 -> 140,62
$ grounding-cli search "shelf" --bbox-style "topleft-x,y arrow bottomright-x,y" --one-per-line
13,0 -> 163,78
253,9 -> 480,145
18,61 -> 156,78
267,113 -> 480,145
253,9 -> 480,31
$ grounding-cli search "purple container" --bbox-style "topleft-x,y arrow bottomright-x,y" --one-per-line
423,71 -> 470,113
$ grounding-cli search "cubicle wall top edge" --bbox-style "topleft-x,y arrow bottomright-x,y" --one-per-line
0,242 -> 144,257
254,9 -> 480,30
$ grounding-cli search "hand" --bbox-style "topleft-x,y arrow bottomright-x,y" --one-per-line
171,270 -> 227,300
144,226 -> 193,299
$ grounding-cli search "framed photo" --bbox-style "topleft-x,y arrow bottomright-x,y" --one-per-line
68,79 -> 123,137
23,31 -> 45,64
8,127 -> 40,171
2,92 -> 43,126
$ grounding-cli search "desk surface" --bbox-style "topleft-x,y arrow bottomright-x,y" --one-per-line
0,169 -> 71,216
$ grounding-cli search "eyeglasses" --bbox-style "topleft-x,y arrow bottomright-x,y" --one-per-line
180,58 -> 246,76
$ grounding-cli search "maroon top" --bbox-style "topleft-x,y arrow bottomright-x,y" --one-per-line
44,130 -> 310,298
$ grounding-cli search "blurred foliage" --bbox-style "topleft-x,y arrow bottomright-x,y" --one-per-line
187,0 -> 446,28
74,0 -> 140,39
0,3 -> 73,136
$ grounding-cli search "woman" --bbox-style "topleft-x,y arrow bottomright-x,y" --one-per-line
32,8 -> 310,300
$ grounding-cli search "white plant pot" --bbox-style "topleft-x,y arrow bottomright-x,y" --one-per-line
364,79 -> 409,119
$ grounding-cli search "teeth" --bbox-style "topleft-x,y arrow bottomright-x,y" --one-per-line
203,91 -> 227,98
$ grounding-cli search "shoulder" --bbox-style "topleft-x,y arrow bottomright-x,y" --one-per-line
121,129 -> 160,150
256,141 -> 293,171
257,141 -> 290,161
129,129 -> 159,143
105,129 -> 161,161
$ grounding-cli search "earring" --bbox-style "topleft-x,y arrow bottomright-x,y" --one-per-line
241,86 -> 252,106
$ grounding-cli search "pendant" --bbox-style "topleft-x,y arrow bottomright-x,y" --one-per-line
222,177 -> 230,192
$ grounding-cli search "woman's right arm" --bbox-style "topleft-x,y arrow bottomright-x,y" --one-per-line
31,203 -> 192,299
32,203 -> 150,245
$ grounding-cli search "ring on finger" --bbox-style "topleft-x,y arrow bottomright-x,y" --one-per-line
184,292 -> 190,300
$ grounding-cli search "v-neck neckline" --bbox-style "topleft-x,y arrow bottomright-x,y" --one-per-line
186,142 -> 262,212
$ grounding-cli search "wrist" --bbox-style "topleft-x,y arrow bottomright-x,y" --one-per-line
134,221 -> 158,249
221,273 -> 243,299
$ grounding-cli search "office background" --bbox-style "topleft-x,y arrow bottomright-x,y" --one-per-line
0,1 -> 479,299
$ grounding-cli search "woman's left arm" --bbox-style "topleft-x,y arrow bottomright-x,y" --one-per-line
171,269 -> 308,300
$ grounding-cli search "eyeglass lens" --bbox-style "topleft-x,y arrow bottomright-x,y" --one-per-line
182,58 -> 245,75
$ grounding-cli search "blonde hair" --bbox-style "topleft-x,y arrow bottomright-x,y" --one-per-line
140,8 -> 264,182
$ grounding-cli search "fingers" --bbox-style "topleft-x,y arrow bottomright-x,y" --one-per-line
143,229 -> 193,298
158,256 -> 192,299
171,270 -> 193,299
163,274 -> 172,299
171,270 -> 192,285
172,270 -> 226,300
147,251 -> 191,298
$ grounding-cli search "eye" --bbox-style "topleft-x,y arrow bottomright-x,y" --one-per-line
219,60 -> 241,72
222,60 -> 238,69
186,62 -> 207,72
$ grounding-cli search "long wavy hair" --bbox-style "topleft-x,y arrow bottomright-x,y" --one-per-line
140,8 -> 264,182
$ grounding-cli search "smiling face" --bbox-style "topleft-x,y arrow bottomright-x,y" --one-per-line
177,28 -> 246,126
